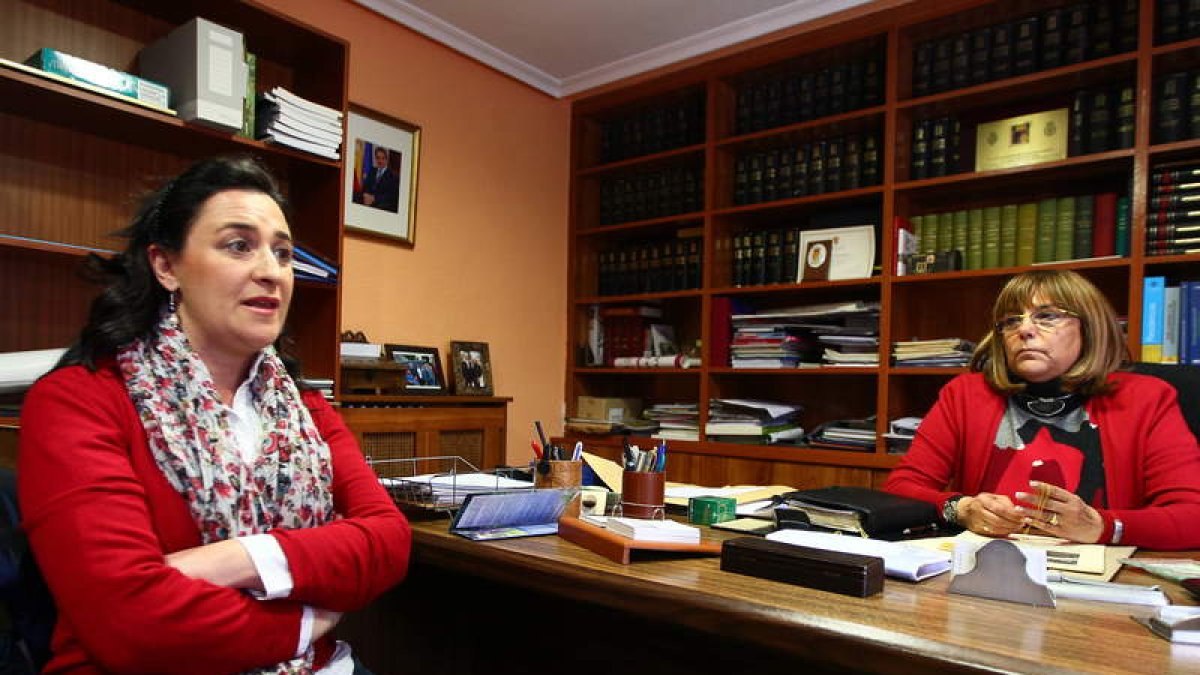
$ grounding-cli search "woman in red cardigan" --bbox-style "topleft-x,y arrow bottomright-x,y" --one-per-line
19,156 -> 411,674
884,269 -> 1200,550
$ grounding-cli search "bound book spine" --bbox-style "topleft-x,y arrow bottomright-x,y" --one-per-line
1016,202 -> 1038,267
1093,192 -> 1118,257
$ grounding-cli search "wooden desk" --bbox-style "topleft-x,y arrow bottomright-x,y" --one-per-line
339,517 -> 1200,674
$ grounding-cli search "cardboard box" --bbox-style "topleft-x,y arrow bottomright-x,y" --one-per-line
975,108 -> 1068,172
577,396 -> 642,423
24,48 -> 170,111
139,17 -> 247,131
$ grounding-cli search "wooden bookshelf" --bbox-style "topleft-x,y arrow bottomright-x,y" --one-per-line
565,0 -> 1200,488
1,0 -> 348,389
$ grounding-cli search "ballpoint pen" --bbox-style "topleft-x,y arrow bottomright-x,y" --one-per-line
572,441 -> 583,461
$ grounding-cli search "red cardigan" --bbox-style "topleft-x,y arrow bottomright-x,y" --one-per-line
18,363 -> 412,674
884,372 -> 1200,550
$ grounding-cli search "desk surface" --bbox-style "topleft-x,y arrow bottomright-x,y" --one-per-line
408,517 -> 1200,674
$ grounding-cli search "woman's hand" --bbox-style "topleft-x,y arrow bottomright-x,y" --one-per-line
1015,480 -> 1104,543
165,539 -> 264,591
956,493 -> 1026,537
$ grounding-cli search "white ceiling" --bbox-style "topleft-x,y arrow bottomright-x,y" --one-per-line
354,0 -> 873,98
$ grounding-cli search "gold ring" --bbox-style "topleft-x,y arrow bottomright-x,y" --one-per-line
1048,513 -> 1059,527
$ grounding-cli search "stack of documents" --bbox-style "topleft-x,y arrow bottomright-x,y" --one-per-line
819,334 -> 880,366
766,528 -> 951,581
705,398 -> 805,444
892,338 -> 975,367
0,347 -> 66,394
381,472 -> 532,507
256,87 -> 342,160
645,402 -> 700,441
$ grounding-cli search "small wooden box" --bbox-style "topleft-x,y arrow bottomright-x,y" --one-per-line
721,537 -> 884,597
340,358 -> 407,395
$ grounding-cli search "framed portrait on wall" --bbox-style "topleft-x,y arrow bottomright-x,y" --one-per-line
450,341 -> 493,396
344,104 -> 421,245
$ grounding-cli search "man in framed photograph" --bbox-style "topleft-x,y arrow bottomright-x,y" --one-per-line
359,145 -> 400,212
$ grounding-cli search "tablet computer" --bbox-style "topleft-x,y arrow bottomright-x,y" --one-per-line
449,488 -> 574,541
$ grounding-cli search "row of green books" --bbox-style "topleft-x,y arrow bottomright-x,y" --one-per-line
901,193 -> 1130,273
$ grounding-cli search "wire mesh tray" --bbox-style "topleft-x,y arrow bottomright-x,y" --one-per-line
368,455 -> 534,513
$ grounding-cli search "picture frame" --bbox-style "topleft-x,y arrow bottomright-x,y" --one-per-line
344,104 -> 421,245
797,225 -> 876,281
383,344 -> 445,394
450,341 -> 493,396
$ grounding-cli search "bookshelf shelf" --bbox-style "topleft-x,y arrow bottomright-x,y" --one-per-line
576,144 -> 706,177
894,150 -> 1135,196
566,0 -> 1198,489
574,290 -> 704,305
888,257 -> 1131,285
574,216 -> 703,238
571,368 -> 702,376
713,275 -> 882,296
711,185 -> 885,216
708,366 -> 878,376
715,106 -> 887,148
897,51 -> 1138,112
1,0 -> 348,385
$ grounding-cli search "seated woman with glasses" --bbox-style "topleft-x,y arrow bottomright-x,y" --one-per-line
884,269 -> 1200,549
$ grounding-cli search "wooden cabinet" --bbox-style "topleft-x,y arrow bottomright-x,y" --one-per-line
338,396 -> 511,471
1,0 -> 348,398
566,0 -> 1200,487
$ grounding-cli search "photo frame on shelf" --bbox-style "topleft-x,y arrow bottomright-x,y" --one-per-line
797,225 -> 876,281
450,341 -> 493,396
344,104 -> 421,245
383,344 -> 444,394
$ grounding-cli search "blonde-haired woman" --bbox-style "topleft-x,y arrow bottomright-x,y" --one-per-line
885,270 -> 1200,550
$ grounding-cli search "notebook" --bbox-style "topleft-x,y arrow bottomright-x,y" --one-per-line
449,488 -> 574,541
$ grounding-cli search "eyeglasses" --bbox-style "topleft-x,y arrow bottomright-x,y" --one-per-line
995,307 -> 1079,334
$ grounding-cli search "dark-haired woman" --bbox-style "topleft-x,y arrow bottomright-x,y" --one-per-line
884,270 -> 1200,550
18,156 -> 410,673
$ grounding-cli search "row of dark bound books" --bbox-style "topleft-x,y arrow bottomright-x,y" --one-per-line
910,116 -> 961,180
1069,84 -> 1135,155
1155,70 -> 1200,145
734,55 -> 884,135
1148,160 -> 1200,256
598,93 -> 705,164
913,2 -> 1136,98
1158,0 -> 1200,44
597,237 -> 703,297
733,132 -> 880,206
731,228 -> 801,288
598,165 -> 703,226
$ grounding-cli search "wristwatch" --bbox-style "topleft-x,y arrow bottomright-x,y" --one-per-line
942,495 -> 966,526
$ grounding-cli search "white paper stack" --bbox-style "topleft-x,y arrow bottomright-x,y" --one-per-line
256,87 -> 342,160
0,348 -> 67,394
605,517 -> 700,543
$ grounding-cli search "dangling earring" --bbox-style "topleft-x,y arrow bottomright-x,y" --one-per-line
167,290 -> 179,314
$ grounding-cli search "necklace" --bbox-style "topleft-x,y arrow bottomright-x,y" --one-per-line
1019,393 -> 1075,417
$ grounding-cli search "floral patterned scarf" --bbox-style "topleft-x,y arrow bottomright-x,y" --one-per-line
118,312 -> 335,674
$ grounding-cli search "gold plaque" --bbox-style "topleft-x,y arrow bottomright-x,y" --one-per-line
974,108 -> 1069,172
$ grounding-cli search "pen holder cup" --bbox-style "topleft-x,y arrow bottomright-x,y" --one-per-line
618,471 -> 665,519
534,460 -> 583,517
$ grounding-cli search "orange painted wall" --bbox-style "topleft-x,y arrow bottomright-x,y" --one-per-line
260,0 -> 571,463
